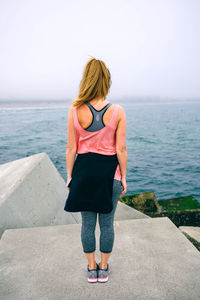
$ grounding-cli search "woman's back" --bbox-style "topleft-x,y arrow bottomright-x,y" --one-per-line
72,100 -> 122,180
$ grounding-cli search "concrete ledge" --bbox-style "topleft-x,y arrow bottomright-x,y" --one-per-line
115,201 -> 150,220
1,217 -> 200,299
179,226 -> 200,251
0,153 -> 80,238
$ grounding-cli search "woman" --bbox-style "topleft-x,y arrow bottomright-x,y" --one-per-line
64,56 -> 127,283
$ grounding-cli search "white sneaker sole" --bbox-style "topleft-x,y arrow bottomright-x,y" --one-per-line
97,267 -> 111,282
88,277 -> 98,283
97,276 -> 108,282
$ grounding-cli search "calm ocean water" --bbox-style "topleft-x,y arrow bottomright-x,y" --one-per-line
0,100 -> 200,202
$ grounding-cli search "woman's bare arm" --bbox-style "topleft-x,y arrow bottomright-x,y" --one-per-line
66,107 -> 77,187
115,105 -> 128,194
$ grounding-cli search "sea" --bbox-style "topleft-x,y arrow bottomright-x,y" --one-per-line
0,99 -> 200,202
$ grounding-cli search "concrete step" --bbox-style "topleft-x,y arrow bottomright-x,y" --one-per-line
0,217 -> 200,300
179,226 -> 200,243
115,200 -> 150,220
0,152 -> 76,238
179,226 -> 200,251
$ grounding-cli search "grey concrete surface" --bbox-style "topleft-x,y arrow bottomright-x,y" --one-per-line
179,226 -> 200,243
115,200 -> 150,220
0,152 -> 79,238
1,217 -> 200,300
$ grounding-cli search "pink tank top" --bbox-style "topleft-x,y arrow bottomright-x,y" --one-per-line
73,104 -> 122,181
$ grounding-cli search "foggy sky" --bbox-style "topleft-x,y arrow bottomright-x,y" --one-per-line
0,0 -> 200,101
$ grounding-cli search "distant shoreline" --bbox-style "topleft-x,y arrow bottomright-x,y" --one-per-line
0,99 -> 199,109
0,100 -> 69,109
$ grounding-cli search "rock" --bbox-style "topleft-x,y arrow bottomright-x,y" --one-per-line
121,191 -> 161,213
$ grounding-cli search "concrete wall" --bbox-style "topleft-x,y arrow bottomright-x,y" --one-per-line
0,153 -> 80,238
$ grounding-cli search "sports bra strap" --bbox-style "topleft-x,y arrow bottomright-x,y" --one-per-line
85,101 -> 112,112
73,103 -> 119,132
83,101 -> 112,131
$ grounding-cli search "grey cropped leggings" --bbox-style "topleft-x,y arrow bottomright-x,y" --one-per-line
80,179 -> 123,253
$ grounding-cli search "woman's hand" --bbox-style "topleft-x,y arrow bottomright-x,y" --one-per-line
120,177 -> 127,195
66,177 -> 72,190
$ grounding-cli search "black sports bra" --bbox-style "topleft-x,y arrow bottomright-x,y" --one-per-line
84,101 -> 112,132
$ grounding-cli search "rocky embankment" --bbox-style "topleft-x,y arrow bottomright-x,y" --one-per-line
119,192 -> 200,226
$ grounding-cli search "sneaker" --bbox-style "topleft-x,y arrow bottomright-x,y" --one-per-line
97,262 -> 111,283
87,261 -> 98,283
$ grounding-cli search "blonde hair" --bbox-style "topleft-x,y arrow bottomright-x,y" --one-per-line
70,55 -> 112,108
